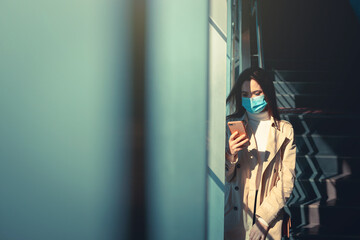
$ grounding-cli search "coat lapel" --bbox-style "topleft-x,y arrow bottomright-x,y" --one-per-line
242,114 -> 258,163
261,117 -> 286,176
237,113 -> 287,174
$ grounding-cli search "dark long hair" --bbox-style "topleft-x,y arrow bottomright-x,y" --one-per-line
226,67 -> 280,123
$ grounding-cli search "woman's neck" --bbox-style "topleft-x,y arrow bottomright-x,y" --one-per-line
246,110 -> 270,121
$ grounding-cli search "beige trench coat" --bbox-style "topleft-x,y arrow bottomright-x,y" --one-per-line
224,113 -> 296,240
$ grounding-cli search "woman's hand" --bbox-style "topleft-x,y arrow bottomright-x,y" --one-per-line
227,131 -> 249,162
249,218 -> 269,240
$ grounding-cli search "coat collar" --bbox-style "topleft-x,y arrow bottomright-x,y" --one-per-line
241,112 -> 286,176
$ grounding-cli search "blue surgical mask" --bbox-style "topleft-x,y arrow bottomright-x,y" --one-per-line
242,95 -> 267,114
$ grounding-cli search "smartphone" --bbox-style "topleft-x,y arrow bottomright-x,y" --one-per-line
227,121 -> 248,138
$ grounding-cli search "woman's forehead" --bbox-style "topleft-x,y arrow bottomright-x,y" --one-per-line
241,79 -> 262,91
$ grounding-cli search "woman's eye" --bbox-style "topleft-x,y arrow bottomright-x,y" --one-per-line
255,91 -> 262,96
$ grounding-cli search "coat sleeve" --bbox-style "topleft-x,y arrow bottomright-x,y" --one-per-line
225,155 -> 238,182
225,119 -> 238,182
255,122 -> 296,225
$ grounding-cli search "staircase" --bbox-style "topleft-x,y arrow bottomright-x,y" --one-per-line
273,67 -> 360,239
259,0 -> 360,239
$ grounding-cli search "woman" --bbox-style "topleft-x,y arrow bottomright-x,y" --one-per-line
224,67 -> 296,240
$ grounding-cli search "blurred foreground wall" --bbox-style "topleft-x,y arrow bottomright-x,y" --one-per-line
0,0 -> 126,239
0,0 -> 228,239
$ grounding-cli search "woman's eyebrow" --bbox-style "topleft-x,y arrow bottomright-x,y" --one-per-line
251,90 -> 261,94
